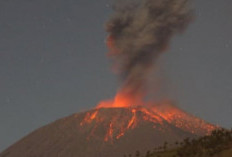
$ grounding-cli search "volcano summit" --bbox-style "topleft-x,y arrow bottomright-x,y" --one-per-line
0,104 -> 216,157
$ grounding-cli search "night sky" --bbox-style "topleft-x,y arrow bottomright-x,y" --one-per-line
0,0 -> 232,152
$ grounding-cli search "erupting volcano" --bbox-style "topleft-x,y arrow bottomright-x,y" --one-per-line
0,0 -> 219,157
94,93 -> 216,143
83,103 -> 216,142
0,103 -> 217,157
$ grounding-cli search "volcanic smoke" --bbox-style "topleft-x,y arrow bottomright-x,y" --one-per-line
98,0 -> 194,108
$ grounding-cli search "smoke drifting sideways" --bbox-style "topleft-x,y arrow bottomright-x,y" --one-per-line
106,0 -> 194,101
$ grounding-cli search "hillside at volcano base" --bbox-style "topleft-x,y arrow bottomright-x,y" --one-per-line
0,104 -> 217,157
143,128 -> 232,157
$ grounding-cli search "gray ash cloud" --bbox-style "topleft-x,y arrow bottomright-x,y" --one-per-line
106,0 -> 194,98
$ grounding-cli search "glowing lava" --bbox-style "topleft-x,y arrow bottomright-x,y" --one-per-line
127,109 -> 137,129
97,91 -> 144,108
80,101 -> 217,142
82,86 -> 217,142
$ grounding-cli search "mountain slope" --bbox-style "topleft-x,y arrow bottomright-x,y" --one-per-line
0,106 -> 216,157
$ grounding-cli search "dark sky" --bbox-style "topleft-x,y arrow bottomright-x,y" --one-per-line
0,0 -> 232,152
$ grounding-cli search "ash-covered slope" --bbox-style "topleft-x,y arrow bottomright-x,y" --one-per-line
0,106 -> 216,157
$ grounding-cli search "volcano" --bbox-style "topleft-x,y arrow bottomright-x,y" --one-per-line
0,104 -> 216,157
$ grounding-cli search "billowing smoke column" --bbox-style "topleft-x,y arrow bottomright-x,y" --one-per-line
98,0 -> 194,108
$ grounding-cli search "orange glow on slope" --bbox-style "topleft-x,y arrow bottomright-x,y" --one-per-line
116,131 -> 125,139
140,107 -> 163,124
104,122 -> 114,142
148,103 -> 217,134
90,111 -> 98,120
127,109 -> 137,129
80,103 -> 218,142
80,110 -> 98,126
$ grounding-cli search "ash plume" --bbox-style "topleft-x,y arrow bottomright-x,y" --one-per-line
106,0 -> 194,99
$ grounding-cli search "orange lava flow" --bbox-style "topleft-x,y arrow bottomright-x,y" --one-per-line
127,109 -> 137,129
148,104 -> 218,134
80,110 -> 99,126
116,131 -> 125,139
80,103 -> 218,142
80,87 -> 218,143
104,122 -> 114,142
